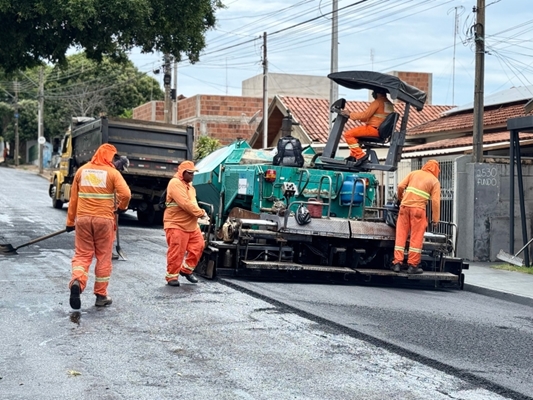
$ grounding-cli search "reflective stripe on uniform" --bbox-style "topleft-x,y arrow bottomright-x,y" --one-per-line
374,113 -> 388,118
181,262 -> 194,273
166,202 -> 178,207
408,247 -> 422,254
394,246 -> 405,252
405,187 -> 430,200
72,266 -> 89,277
348,143 -> 360,149
78,192 -> 114,199
95,276 -> 110,283
166,273 -> 179,279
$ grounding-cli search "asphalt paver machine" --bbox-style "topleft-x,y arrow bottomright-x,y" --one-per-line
193,71 -> 468,288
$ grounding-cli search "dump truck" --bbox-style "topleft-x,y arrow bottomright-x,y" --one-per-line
49,116 -> 193,225
193,71 -> 468,287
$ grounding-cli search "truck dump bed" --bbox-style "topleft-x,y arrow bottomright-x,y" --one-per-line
71,117 -> 193,177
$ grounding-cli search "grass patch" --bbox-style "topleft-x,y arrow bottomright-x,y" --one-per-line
492,263 -> 533,275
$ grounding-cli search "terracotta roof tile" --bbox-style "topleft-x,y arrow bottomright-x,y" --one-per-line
280,96 -> 452,144
404,131 -> 533,152
409,102 -> 533,135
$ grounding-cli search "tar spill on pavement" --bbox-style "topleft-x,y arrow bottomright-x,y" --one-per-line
70,311 -> 81,325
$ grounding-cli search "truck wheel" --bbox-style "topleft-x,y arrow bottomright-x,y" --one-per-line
137,209 -> 155,226
51,179 -> 64,209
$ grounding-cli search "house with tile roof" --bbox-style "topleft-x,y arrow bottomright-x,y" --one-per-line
132,71 -> 533,263
403,85 -> 533,158
248,95 -> 451,155
249,86 -> 533,264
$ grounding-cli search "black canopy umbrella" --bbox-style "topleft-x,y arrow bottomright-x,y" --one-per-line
328,71 -> 427,111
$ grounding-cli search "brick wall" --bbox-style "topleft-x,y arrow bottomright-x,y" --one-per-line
133,101 -> 166,122
389,71 -> 433,105
178,95 -> 264,145
134,95 -> 264,145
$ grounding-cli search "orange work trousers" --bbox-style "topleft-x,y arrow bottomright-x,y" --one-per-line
69,215 -> 115,296
393,206 -> 428,267
344,125 -> 379,159
165,227 -> 205,282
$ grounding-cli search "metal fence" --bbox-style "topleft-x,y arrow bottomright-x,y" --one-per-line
373,158 -> 456,242
412,159 -> 456,240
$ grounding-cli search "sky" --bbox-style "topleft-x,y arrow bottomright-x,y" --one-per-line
128,0 -> 533,108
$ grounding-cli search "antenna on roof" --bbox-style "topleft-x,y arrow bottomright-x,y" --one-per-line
248,110 -> 261,125
525,98 -> 533,114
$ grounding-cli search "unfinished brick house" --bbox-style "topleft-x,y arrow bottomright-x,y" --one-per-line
133,95 -> 265,146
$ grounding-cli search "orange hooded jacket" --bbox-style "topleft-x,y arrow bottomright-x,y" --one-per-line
163,162 -> 205,232
397,160 -> 441,224
66,144 -> 131,226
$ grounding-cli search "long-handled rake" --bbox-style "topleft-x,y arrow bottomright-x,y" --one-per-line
0,229 -> 67,255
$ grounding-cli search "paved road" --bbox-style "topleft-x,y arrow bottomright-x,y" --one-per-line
0,166 -> 530,400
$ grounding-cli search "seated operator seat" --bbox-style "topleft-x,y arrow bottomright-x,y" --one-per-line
357,112 -> 399,165
359,112 -> 399,144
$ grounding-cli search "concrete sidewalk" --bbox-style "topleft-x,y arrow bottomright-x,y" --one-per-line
463,262 -> 533,307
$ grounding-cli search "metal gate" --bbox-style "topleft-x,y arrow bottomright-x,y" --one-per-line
375,159 -> 456,242
412,159 -> 456,240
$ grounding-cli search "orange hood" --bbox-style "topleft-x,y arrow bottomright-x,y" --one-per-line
91,144 -> 117,167
176,160 -> 198,180
422,159 -> 440,178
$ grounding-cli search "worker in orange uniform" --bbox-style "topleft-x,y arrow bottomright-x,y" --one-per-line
343,88 -> 394,166
66,144 -> 131,309
392,159 -> 441,274
164,160 -> 207,286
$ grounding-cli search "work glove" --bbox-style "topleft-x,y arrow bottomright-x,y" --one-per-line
431,222 -> 439,231
66,226 -> 75,232
198,215 -> 211,225
114,208 -> 127,214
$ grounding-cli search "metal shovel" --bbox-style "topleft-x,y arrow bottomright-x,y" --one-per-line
0,229 -> 67,255
496,237 -> 533,267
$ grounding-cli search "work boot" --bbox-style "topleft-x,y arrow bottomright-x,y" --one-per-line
345,156 -> 356,163
112,253 -> 119,260
69,280 -> 81,310
354,153 -> 369,166
167,279 -> 180,287
407,265 -> 423,275
180,272 -> 198,283
95,295 -> 113,307
392,263 -> 401,273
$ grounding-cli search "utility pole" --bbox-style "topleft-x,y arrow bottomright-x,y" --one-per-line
262,32 -> 268,149
172,60 -> 178,125
329,0 -> 339,130
472,0 -> 485,163
163,55 -> 171,124
14,79 -> 19,167
38,66 -> 45,174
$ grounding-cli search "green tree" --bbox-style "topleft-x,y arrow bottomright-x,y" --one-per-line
43,53 -> 164,137
0,0 -> 224,72
194,135 -> 221,161
3,100 -> 38,143
1,53 -> 164,155
120,109 -> 134,119
0,102 -> 13,138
